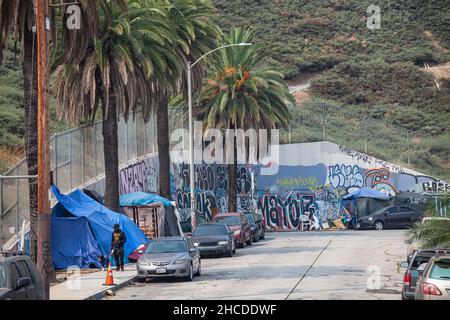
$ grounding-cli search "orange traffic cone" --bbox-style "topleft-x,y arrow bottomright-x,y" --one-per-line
103,262 -> 116,286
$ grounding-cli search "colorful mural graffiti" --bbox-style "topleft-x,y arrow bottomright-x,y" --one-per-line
119,156 -> 159,195
327,164 -> 364,193
167,142 -> 445,231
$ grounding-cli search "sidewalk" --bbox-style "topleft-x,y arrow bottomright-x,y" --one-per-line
50,264 -> 137,300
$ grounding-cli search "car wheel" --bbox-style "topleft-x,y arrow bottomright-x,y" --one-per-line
185,264 -> 193,281
195,260 -> 202,276
374,221 -> 384,230
246,235 -> 253,246
137,277 -> 146,283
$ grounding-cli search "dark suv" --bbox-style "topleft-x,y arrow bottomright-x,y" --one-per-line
0,251 -> 44,300
401,249 -> 450,300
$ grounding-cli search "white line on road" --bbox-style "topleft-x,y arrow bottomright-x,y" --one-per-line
284,239 -> 334,300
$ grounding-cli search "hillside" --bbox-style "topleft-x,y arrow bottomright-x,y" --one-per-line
0,0 -> 449,179
0,52 -> 71,173
213,0 -> 450,180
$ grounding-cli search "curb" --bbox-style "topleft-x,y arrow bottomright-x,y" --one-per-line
85,275 -> 137,300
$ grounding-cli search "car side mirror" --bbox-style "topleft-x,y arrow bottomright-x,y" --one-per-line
228,231 -> 234,235
16,277 -> 31,290
400,261 -> 409,269
189,248 -> 196,253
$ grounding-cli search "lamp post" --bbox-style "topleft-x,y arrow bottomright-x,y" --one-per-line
187,43 -> 251,232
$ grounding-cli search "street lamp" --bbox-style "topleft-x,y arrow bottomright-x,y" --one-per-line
187,42 -> 252,232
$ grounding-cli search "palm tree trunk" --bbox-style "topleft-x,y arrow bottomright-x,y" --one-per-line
228,132 -> 237,212
102,93 -> 120,212
22,26 -> 38,263
157,95 -> 171,199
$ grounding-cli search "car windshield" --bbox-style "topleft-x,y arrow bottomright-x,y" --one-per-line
215,216 -> 241,226
146,240 -> 187,253
245,214 -> 255,224
194,225 -> 228,236
429,259 -> 450,280
0,263 -> 6,288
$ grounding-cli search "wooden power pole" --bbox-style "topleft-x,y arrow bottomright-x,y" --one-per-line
35,0 -> 52,300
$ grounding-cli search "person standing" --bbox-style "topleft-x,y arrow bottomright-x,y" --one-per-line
111,224 -> 126,271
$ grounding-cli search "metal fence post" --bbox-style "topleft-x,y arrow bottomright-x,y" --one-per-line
143,118 -> 147,155
135,117 -> 138,158
69,131 -> 72,190
0,178 -> 3,250
55,134 -> 58,187
125,118 -> 129,161
81,128 -> 85,184
15,167 -> 19,235
94,124 -> 98,177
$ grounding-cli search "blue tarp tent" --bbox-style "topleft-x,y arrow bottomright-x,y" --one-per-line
51,216 -> 102,269
343,187 -> 390,200
120,192 -> 173,208
51,186 -> 149,269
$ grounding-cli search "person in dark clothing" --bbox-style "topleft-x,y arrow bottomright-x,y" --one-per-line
111,224 -> 126,271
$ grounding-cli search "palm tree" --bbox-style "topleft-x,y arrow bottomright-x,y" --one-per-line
54,0 -> 177,211
0,0 -> 40,261
195,28 -> 294,211
152,0 -> 220,199
407,196 -> 450,248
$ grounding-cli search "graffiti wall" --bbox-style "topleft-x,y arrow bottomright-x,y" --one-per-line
169,142 -> 445,231
119,155 -> 159,195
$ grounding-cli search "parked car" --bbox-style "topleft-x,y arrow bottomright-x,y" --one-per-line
213,213 -> 252,248
137,237 -> 201,282
254,212 -> 265,240
355,205 -> 423,230
414,255 -> 450,300
245,212 -> 265,242
0,251 -> 44,300
245,212 -> 259,243
192,223 -> 236,257
400,249 -> 450,300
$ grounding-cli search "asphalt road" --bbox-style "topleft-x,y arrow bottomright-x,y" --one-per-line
105,230 -> 408,300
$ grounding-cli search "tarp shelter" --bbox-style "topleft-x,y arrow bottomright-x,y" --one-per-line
51,186 -> 149,269
120,192 -> 183,237
343,188 -> 390,200
342,188 -> 391,219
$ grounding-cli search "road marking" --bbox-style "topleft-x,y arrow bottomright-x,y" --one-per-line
284,239 -> 333,300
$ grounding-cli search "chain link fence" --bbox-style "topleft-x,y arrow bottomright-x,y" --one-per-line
0,112 -> 157,247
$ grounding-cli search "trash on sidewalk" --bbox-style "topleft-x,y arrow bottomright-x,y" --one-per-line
333,219 -> 346,229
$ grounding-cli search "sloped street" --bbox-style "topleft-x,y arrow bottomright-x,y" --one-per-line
107,230 -> 407,300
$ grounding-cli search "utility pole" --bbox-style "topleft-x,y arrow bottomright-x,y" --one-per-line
321,104 -> 326,141
36,0 -> 52,300
406,130 -> 411,166
363,116 -> 368,153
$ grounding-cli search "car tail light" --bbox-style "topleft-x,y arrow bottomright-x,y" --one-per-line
404,272 -> 411,286
421,282 -> 442,296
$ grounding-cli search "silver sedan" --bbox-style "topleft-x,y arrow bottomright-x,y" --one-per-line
137,237 -> 201,282
415,255 -> 450,300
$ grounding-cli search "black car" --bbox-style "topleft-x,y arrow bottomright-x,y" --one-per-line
0,251 -> 45,300
400,249 -> 450,300
192,223 -> 236,257
245,212 -> 265,242
355,205 -> 423,230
